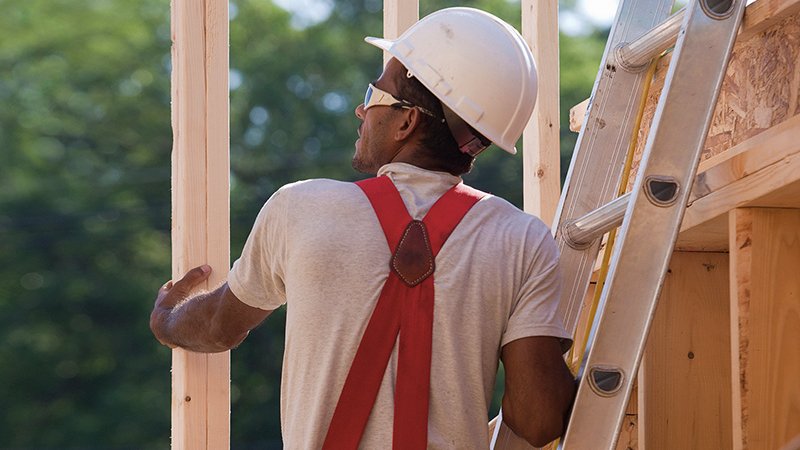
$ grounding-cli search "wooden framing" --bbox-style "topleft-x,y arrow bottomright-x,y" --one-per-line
639,252 -> 732,449
521,0 -> 560,224
570,0 -> 800,251
167,0 -> 800,446
567,0 -> 800,447
170,0 -> 230,448
382,0 -> 418,59
730,208 -> 800,450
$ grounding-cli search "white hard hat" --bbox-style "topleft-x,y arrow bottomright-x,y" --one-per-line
365,7 -> 538,155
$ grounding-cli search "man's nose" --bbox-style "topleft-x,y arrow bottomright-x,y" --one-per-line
355,103 -> 365,120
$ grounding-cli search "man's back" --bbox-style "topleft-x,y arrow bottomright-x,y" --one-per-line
228,163 -> 568,448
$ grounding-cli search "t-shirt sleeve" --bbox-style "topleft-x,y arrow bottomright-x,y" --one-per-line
501,228 -> 573,353
227,188 -> 289,311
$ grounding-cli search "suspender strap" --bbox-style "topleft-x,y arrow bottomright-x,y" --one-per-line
322,175 -> 484,449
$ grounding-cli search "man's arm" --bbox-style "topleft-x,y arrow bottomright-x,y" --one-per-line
150,265 -> 272,353
500,336 -> 577,447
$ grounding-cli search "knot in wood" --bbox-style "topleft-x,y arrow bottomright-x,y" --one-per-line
391,220 -> 435,287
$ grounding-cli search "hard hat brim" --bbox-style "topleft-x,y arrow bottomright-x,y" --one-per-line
364,36 -> 393,52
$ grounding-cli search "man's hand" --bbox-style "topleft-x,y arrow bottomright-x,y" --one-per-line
150,265 -> 212,348
149,265 -> 272,353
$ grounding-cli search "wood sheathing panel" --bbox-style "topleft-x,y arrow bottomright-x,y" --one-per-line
626,10 -> 800,191
640,252 -> 732,450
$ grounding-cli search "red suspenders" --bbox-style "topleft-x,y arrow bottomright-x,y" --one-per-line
322,175 -> 484,449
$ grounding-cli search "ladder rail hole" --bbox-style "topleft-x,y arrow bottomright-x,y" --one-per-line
701,0 -> 736,19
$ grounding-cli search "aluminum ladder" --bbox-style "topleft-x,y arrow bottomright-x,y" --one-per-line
490,0 -> 746,448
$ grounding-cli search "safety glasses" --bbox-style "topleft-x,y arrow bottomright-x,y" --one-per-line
363,83 -> 441,121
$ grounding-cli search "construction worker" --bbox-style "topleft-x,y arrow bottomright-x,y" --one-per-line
150,7 -> 576,449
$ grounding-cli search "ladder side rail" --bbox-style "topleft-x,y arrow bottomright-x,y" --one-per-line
561,0 -> 747,448
553,0 -> 674,336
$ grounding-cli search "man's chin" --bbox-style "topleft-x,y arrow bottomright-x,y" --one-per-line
351,158 -> 372,174
351,156 -> 379,175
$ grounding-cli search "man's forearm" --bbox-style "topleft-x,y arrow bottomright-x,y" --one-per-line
154,286 -> 245,353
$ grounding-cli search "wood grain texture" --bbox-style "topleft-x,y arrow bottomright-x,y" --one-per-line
491,3 -> 560,447
729,208 -> 800,450
616,379 -> 638,450
739,0 -> 800,40
676,111 -> 800,250
569,99 -> 589,133
522,0 -> 560,225
381,0 -> 418,65
639,252 -> 732,450
170,0 -> 230,448
690,113 -> 800,204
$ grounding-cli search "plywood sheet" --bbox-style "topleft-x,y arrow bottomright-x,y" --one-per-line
639,252 -> 732,449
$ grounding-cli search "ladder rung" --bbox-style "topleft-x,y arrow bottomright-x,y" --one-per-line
563,192 -> 631,249
615,7 -> 686,72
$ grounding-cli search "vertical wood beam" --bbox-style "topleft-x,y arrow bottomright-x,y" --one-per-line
639,252 -> 732,449
382,0 -> 418,65
490,4 -> 561,448
170,0 -> 230,448
730,208 -> 800,450
521,0 -> 560,224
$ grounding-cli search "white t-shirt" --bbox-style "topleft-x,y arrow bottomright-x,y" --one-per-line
228,162 -> 570,449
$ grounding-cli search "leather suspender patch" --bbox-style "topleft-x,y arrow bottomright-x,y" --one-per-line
392,220 -> 434,287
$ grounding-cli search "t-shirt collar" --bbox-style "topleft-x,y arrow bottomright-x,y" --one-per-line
377,162 -> 462,186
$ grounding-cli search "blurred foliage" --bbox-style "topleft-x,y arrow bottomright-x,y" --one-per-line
0,0 -> 606,447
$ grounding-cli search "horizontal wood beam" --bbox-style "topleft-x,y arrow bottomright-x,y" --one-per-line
738,0 -> 800,40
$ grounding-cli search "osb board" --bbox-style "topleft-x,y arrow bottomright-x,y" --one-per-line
639,252 -> 732,450
625,9 -> 800,191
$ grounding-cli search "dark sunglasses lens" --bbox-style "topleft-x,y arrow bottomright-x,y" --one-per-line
364,85 -> 373,106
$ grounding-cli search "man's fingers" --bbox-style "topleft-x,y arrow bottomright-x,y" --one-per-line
160,280 -> 174,292
172,264 -> 212,294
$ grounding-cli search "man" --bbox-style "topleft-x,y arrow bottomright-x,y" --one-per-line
150,7 -> 576,449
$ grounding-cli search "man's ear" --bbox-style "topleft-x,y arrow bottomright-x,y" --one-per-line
394,108 -> 423,142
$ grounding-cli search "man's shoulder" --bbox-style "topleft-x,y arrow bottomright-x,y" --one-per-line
275,177 -> 364,200
467,191 -> 553,235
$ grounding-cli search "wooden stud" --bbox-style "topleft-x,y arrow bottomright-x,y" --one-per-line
729,208 -> 800,450
639,252 -> 732,449
170,0 -> 230,448
521,0 -> 560,225
381,0 -> 418,65
615,379 -> 638,450
490,4 -> 561,447
568,98 -> 589,133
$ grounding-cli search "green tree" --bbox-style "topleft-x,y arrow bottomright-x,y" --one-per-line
0,0 -> 175,447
